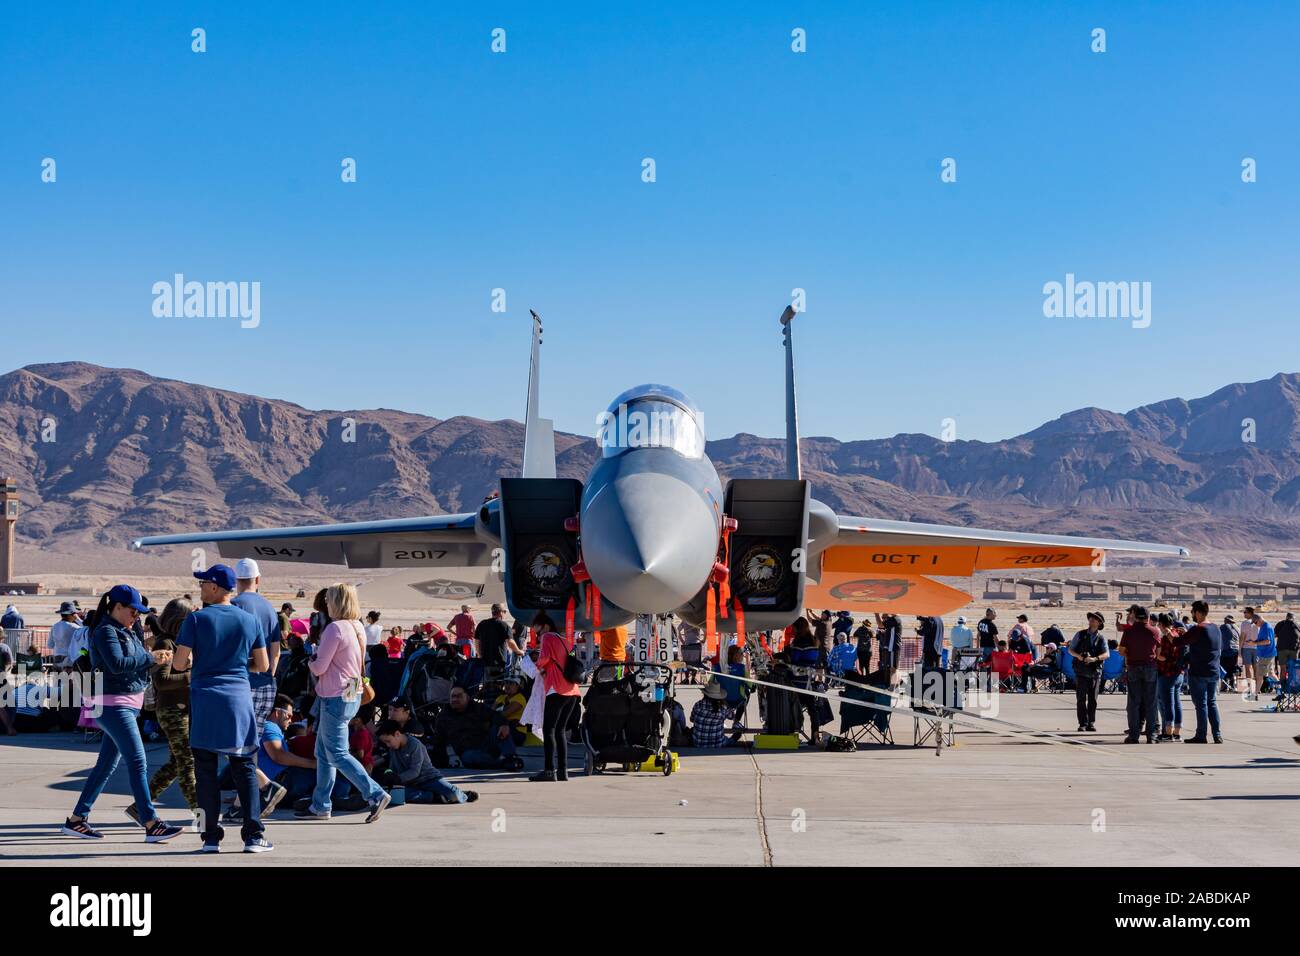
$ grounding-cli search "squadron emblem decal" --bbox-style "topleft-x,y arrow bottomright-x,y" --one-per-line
739,545 -> 784,594
829,578 -> 911,602
522,545 -> 571,593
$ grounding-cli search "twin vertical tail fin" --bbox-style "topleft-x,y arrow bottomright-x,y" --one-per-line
780,304 -> 801,480
521,309 -> 557,479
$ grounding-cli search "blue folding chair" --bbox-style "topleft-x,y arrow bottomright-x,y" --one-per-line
1276,659 -> 1300,713
1056,650 -> 1076,691
1100,653 -> 1125,693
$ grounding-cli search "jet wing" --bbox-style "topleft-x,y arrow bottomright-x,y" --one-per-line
804,516 -> 1188,615
830,516 -> 1187,574
130,513 -> 492,570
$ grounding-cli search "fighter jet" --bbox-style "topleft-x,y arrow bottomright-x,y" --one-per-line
133,306 -> 1188,647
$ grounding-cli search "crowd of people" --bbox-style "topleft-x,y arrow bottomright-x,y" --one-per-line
6,576 -> 1299,851
23,560 -> 622,853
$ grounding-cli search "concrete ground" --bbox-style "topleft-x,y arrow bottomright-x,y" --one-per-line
1,686 -> 1297,867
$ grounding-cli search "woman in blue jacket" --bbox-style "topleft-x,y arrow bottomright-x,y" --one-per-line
61,585 -> 184,843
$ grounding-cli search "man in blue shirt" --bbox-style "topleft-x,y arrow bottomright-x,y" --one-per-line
173,563 -> 272,853
1250,612 -> 1277,694
230,558 -> 289,820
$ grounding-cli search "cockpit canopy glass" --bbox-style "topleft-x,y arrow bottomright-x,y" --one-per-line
597,386 -> 705,460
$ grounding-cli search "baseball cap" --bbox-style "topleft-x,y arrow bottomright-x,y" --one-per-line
281,602 -> 295,612
107,584 -> 150,614
193,563 -> 237,591
234,558 -> 261,580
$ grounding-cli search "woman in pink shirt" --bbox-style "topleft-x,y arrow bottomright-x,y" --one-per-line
530,612 -> 580,783
296,584 -> 390,823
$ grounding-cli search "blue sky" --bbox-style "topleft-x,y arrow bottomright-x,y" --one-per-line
2,1 -> 1297,444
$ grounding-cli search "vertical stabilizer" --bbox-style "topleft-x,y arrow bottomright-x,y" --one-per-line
780,304 -> 801,480
522,309 -> 556,478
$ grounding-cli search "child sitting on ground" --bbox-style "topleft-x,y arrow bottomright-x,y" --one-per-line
375,720 -> 477,805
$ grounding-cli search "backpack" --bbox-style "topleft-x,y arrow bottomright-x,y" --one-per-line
556,635 -> 584,684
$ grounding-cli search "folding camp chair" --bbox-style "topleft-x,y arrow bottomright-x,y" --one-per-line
1099,653 -> 1125,694
1275,659 -> 1300,713
989,652 -> 1017,693
909,667 -> 956,749
839,671 -> 894,746
1055,650 -> 1076,692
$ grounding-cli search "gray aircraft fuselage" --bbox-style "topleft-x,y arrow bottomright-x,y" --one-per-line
560,386 -> 724,626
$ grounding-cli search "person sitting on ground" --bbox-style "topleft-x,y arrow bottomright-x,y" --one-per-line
429,685 -> 524,770
256,694 -> 317,805
375,720 -> 477,804
386,697 -> 426,738
493,674 -> 528,747
690,679 -> 733,748
349,704 -> 377,774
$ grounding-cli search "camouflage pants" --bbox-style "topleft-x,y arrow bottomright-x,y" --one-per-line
149,704 -> 198,811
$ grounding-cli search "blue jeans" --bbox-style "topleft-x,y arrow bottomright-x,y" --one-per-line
312,695 -> 385,813
1156,673 -> 1184,730
1125,662 -> 1159,740
73,705 -> 159,823
460,734 -> 517,769
406,778 -> 466,804
1187,675 -> 1221,739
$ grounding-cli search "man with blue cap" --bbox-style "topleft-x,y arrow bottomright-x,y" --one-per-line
170,564 -> 274,854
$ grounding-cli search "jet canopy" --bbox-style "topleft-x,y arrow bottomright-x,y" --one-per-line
597,384 -> 705,460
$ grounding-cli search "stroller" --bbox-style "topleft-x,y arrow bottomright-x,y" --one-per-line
405,645 -> 460,725
580,662 -> 677,776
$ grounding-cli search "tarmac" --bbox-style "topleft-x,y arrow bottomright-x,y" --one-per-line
1,685 -> 1297,867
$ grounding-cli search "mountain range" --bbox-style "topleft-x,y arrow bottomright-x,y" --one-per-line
3,362 -> 1299,557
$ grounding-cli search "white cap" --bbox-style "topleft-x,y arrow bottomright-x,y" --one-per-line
234,558 -> 261,580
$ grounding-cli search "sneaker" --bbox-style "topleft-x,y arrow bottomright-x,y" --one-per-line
293,797 -> 313,812
1085,724 -> 1096,732
260,781 -> 287,819
1184,737 -> 1208,744
1213,735 -> 1224,744
200,842 -> 221,854
144,819 -> 184,843
364,790 -> 392,824
529,771 -> 556,782
1122,737 -> 1139,745
61,817 -> 104,840
1077,725 -> 1086,732
221,804 -> 244,824
243,837 -> 275,853
463,790 -> 479,803
293,805 -> 331,820
124,803 -> 143,827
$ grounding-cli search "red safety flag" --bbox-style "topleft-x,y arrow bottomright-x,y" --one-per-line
705,585 -> 717,661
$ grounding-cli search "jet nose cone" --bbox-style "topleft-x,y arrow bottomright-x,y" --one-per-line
581,472 -> 718,615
